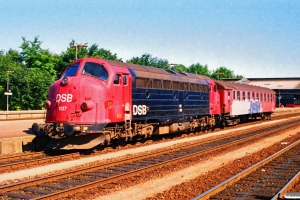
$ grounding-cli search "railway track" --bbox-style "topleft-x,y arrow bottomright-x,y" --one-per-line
192,139 -> 300,200
0,114 -> 299,175
0,117 -> 300,199
0,152 -> 81,174
273,171 -> 300,200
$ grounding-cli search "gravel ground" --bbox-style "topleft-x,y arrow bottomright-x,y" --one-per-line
94,126 -> 300,200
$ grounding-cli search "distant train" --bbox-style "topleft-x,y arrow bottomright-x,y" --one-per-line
32,58 -> 276,150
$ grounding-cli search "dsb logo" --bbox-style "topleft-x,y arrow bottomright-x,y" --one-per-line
56,94 -> 73,102
133,105 -> 147,115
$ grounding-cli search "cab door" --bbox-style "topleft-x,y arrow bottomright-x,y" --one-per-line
109,73 -> 132,122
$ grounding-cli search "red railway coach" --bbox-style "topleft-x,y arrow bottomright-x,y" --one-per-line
215,81 -> 276,125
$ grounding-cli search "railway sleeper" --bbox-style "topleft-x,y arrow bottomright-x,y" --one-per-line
1,193 -> 34,199
37,183 -> 68,190
22,187 -> 52,194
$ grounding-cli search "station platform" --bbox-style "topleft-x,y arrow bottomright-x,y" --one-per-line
0,119 -> 45,154
272,107 -> 300,115
0,108 -> 299,155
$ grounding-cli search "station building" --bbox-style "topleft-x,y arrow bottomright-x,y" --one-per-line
222,77 -> 300,108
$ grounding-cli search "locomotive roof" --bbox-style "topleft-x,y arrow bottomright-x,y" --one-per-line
104,59 -> 210,85
215,80 -> 275,93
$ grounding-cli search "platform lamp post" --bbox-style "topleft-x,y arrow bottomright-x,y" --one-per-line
5,71 -> 14,111
71,43 -> 88,60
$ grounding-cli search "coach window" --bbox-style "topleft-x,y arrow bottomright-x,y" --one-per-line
260,93 -> 263,102
82,62 -> 108,81
256,93 -> 259,101
242,91 -> 245,101
228,91 -> 231,102
265,94 -> 267,102
237,91 -> 240,101
233,91 -> 236,100
114,74 -> 120,85
252,92 -> 254,100
247,92 -> 250,100
270,94 -> 272,101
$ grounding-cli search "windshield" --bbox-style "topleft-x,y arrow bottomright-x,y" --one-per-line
82,62 -> 109,81
61,62 -> 80,78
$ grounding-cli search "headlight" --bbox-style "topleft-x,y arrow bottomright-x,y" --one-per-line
81,101 -> 95,111
81,102 -> 88,111
61,77 -> 69,85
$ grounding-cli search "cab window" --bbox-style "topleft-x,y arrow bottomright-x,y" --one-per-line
62,62 -> 80,78
82,62 -> 108,81
123,75 -> 128,85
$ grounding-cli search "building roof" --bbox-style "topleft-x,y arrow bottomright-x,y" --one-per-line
222,78 -> 300,90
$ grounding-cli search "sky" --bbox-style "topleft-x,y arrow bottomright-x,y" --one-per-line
1,0 -> 299,78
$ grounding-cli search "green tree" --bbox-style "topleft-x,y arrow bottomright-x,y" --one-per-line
171,64 -> 188,72
20,36 -> 61,81
10,68 -> 53,110
211,66 -> 236,80
188,63 -> 211,77
58,40 -> 122,76
0,37 -> 60,110
87,44 -> 121,61
0,49 -> 24,110
235,74 -> 244,79
127,53 -> 169,69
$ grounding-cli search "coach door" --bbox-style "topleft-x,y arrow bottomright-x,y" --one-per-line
209,82 -> 220,114
110,73 -> 131,122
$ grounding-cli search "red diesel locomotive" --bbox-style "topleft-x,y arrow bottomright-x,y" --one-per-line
32,58 -> 276,150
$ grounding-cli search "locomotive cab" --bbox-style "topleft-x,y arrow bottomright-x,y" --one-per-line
33,58 -> 132,149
